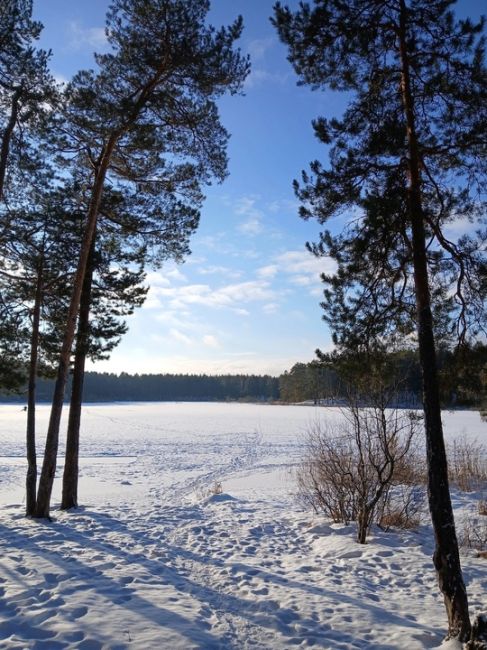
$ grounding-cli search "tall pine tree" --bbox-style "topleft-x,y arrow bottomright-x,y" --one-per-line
34,0 -> 250,519
0,0 -> 54,200
273,0 -> 486,641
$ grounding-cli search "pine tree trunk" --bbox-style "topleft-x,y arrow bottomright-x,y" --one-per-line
0,87 -> 21,199
26,258 -> 43,516
34,138 -> 116,519
61,240 -> 95,510
398,0 -> 471,640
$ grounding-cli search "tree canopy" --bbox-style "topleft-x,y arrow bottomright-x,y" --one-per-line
273,0 -> 486,640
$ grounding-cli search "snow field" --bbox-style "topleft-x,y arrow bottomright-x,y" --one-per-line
0,403 -> 485,649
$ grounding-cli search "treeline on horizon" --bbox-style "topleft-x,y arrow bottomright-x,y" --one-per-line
0,372 -> 281,403
2,343 -> 485,406
280,345 -> 487,409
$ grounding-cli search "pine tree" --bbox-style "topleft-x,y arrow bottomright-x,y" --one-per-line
273,0 -> 486,641
34,0 -> 250,519
0,0 -> 54,200
60,192 -> 149,511
2,180 -> 87,515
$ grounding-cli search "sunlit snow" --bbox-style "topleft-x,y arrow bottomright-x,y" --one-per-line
0,403 -> 485,649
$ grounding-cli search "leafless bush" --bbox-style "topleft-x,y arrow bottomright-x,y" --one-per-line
447,436 -> 487,492
378,484 -> 425,531
458,515 -> 487,554
209,481 -> 223,496
479,500 -> 487,516
296,403 -> 423,543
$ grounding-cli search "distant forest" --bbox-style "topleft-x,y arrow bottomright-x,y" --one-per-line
0,372 -> 281,404
1,343 -> 484,406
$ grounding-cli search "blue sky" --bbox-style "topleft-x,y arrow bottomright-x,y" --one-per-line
32,1 -> 481,376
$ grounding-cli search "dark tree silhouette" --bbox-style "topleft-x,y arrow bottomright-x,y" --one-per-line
34,0 -> 250,519
273,0 -> 486,641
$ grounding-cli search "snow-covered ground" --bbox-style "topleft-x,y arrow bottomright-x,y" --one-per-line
0,402 -> 485,649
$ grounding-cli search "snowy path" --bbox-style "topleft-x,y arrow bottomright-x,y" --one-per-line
0,403 -> 485,649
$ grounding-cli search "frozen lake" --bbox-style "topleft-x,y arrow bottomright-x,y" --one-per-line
0,402 -> 484,507
0,403 -> 485,649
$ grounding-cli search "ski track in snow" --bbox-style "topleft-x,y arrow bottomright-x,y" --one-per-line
0,403 -> 485,649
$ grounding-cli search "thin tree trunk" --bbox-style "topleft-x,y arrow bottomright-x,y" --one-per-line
26,257 -> 43,516
34,137 -> 117,519
398,0 -> 471,640
0,87 -> 21,200
61,240 -> 95,510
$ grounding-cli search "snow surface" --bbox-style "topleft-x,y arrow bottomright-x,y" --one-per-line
0,402 -> 485,649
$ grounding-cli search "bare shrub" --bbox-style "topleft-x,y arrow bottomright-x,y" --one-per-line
479,500 -> 487,516
209,481 -> 223,496
378,484 -> 425,531
459,515 -> 487,554
447,436 -> 487,492
296,403 -> 423,543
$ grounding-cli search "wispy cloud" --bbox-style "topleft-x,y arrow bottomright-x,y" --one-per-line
257,264 -> 278,279
169,328 -> 193,346
66,21 -> 108,52
244,69 -> 290,90
155,280 -> 277,311
256,249 -> 334,297
246,37 -> 276,61
202,334 -> 220,349
276,249 -> 336,280
263,302 -> 279,315
235,196 -> 264,235
198,265 -> 242,279
266,198 -> 300,214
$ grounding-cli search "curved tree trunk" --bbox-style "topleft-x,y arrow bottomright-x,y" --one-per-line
26,257 -> 43,516
61,241 -> 95,510
398,0 -> 471,640
0,87 -> 21,200
34,137 -> 116,519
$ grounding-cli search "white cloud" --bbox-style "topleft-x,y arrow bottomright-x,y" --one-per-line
233,308 -> 250,317
155,280 -> 277,311
89,351 -> 327,377
154,311 -> 192,328
290,274 -> 313,286
263,302 -> 279,315
257,264 -> 278,279
246,37 -> 276,61
146,271 -> 170,287
202,334 -> 220,348
239,217 -> 263,235
244,69 -> 290,90
169,328 -> 192,346
309,286 -> 324,298
166,267 -> 187,282
235,196 -> 264,236
143,295 -> 163,309
276,249 -> 336,280
266,199 -> 300,214
198,265 -> 242,279
444,215 -> 479,239
66,21 -> 108,51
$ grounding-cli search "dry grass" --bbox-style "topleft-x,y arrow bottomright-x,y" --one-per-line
379,508 -> 421,530
447,436 -> 487,493
458,515 -> 487,554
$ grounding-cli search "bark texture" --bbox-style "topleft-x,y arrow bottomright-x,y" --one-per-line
61,241 -> 95,510
0,86 -> 21,199
398,0 -> 471,640
25,258 -> 43,516
34,138 -> 116,518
